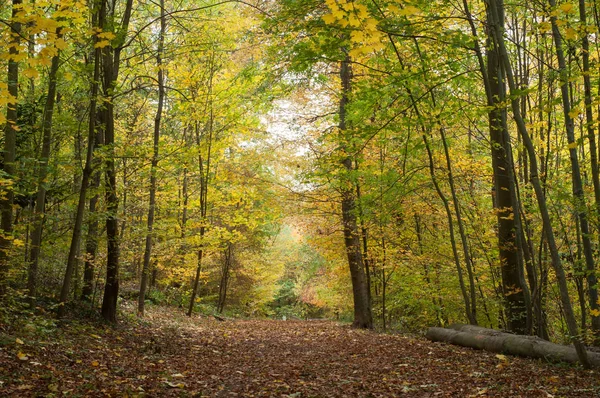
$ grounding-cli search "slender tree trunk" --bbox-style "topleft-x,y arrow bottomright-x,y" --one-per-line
27,22 -> 63,300
0,0 -> 23,297
187,57 -> 216,316
438,123 -> 478,324
547,0 -> 600,342
578,0 -> 600,341
338,54 -> 372,329
81,122 -> 103,302
487,0 -> 590,368
101,56 -> 119,323
217,243 -> 232,313
100,0 -> 134,323
422,132 -> 475,324
58,5 -> 102,316
381,238 -> 387,331
81,175 -> 100,301
355,171 -> 372,310
138,0 -> 166,316
381,27 -> 475,325
188,246 -> 204,316
486,13 -> 528,333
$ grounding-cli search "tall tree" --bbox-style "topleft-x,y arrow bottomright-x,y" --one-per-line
138,0 -> 166,316
484,0 -> 529,334
0,0 -> 23,297
547,0 -> 600,342
28,17 -> 63,301
59,1 -> 103,317
486,0 -> 589,368
338,54 -> 373,329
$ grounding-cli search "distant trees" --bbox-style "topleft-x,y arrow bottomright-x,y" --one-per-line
0,0 -> 281,322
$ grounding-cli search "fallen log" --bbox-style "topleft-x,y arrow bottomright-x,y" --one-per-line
426,325 -> 600,367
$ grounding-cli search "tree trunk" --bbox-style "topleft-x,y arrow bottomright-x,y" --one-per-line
548,0 -> 600,342
426,325 -> 600,367
138,0 -> 166,316
217,243 -> 232,314
338,54 -> 372,329
28,22 -> 63,300
187,56 -> 216,316
438,123 -> 478,324
486,0 -> 590,368
100,0 -> 134,323
81,121 -> 103,302
0,0 -> 22,297
58,5 -> 102,316
422,132 -> 476,324
485,1 -> 528,333
355,170 -> 372,310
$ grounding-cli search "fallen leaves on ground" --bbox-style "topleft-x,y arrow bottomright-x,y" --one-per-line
1,305 -> 599,397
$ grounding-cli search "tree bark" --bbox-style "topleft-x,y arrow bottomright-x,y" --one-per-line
0,0 -> 23,297
486,0 -> 590,368
217,243 -> 232,313
426,325 -> 600,367
58,3 -> 102,316
138,0 -> 166,316
100,0 -> 134,323
28,21 -> 63,300
338,54 -> 373,329
485,1 -> 529,333
187,55 -> 216,316
548,0 -> 600,342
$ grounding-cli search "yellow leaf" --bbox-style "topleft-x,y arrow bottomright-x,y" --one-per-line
97,32 -> 116,40
90,334 -> 101,339
399,5 -> 420,16
591,309 -> 600,317
349,47 -> 363,58
348,14 -> 361,27
350,30 -> 365,43
17,352 -> 28,361
565,27 -> 577,40
322,14 -> 336,24
495,354 -> 508,361
364,18 -> 378,31
54,38 -> 68,50
15,338 -> 24,344
94,40 -> 110,48
332,9 -> 345,19
388,5 -> 400,13
538,21 -> 551,33
568,107 -> 580,118
13,239 -> 24,247
559,3 -> 574,13
22,68 -> 39,79
91,360 -> 99,366
568,142 -> 578,149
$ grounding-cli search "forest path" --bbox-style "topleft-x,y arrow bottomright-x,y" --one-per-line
2,305 -> 599,397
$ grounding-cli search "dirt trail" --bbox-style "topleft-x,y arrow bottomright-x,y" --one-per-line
1,307 -> 599,397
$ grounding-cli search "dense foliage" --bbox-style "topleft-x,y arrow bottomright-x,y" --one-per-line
3,0 -> 600,366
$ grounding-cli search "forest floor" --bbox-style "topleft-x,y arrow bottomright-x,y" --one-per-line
1,303 -> 599,397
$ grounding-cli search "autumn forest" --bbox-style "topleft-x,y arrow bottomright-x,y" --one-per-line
2,0 -> 600,395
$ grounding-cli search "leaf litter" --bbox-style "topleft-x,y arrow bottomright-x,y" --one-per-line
0,305 -> 599,397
